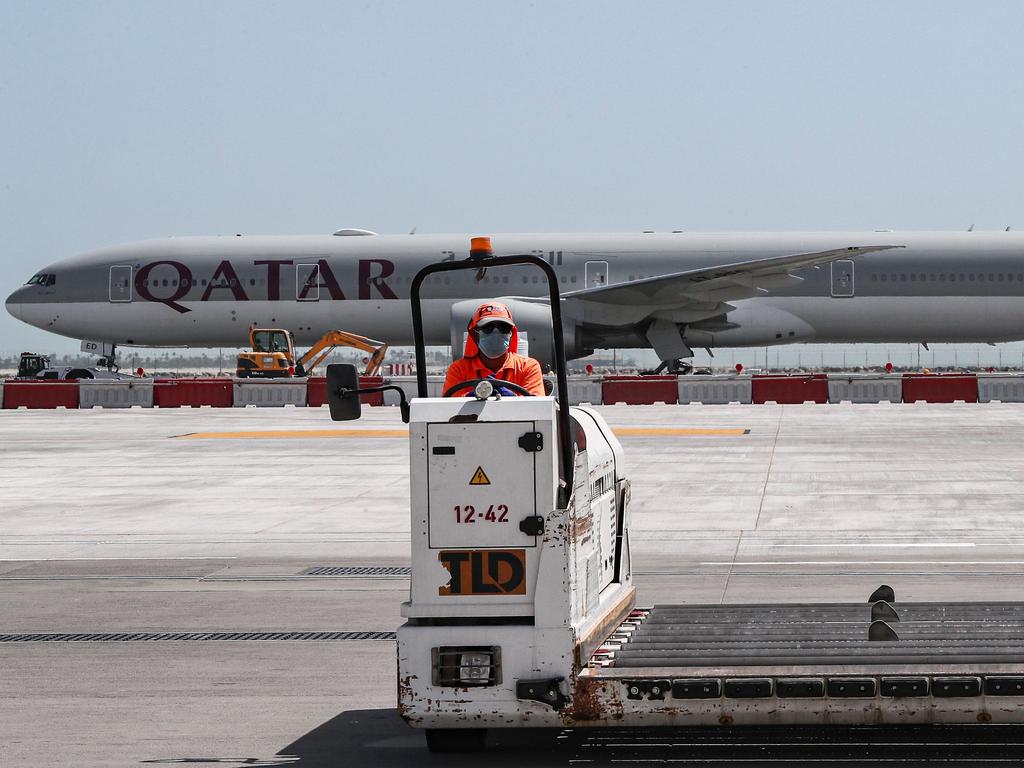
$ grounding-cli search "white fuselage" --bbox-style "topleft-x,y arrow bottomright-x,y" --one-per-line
7,231 -> 1024,354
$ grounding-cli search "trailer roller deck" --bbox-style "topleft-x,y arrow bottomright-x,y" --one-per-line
579,599 -> 1024,725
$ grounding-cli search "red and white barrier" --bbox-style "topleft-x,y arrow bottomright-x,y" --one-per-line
826,375 -> 902,404
1,380 -> 79,409
3,372 -> 1022,409
901,374 -> 978,403
601,376 -> 678,405
153,379 -> 234,408
752,374 -> 829,404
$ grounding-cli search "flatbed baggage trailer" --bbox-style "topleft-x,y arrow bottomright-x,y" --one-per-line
326,241 -> 1024,753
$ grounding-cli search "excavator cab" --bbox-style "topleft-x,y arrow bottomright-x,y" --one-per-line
236,328 -> 295,378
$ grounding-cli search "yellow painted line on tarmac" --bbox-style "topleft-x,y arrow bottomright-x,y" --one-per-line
174,427 -> 748,440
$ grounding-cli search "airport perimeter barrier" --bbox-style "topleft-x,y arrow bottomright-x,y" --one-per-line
678,374 -> 753,404
1,380 -> 80,409
153,378 -> 235,408
901,373 -> 978,403
977,374 -> 1024,403
233,378 -> 308,408
567,376 -> 603,405
826,374 -> 903,404
307,376 -> 385,407
601,375 -> 679,405
751,373 -> 829,404
78,379 -> 155,408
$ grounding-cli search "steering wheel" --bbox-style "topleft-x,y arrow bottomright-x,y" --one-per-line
444,378 -> 533,398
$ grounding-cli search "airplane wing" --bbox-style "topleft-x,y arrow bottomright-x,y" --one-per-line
562,245 -> 903,308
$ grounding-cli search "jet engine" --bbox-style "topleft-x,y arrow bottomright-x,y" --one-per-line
449,297 -> 588,369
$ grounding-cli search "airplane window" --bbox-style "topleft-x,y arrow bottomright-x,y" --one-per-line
939,273 -> 946,282
969,274 -> 976,282
162,279 -> 169,287
522,277 -> 528,284
930,274 -> 936,281
919,274 -> 925,282
532,276 -> 539,283
870,274 -> 877,282
45,275 -> 56,286
250,279 -> 256,286
989,273 -> 995,282
570,276 -> 576,283
1018,274 -> 1023,282
502,276 -> 509,283
910,274 -> 917,282
900,274 -> 907,282
979,274 -> 985,282
229,279 -> 237,287
999,274 -> 1006,282
880,274 -> 887,282
959,274 -> 966,281
171,279 -> 178,286
201,279 -> 208,286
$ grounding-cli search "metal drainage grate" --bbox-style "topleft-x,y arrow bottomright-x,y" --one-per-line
302,566 -> 411,577
0,630 -> 396,643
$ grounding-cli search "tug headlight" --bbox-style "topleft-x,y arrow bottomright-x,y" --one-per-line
432,646 -> 501,687
474,380 -> 494,400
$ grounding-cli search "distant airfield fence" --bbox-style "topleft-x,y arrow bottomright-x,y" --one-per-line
3,372 -> 1024,409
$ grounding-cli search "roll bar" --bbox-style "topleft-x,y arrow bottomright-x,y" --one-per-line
410,253 -> 574,506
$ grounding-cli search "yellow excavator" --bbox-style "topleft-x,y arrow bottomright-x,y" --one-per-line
236,327 -> 388,378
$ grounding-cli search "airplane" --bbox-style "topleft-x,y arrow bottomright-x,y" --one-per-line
7,228 -> 1024,372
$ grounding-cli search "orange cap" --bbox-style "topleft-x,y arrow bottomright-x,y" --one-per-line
464,301 -> 519,357
470,301 -> 514,329
470,236 -> 493,256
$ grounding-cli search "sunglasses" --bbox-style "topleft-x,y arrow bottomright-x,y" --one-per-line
478,323 -> 513,335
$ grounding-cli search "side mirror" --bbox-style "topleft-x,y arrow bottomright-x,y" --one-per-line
327,364 -> 361,421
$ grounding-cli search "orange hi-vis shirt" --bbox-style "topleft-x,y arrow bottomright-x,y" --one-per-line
443,352 -> 545,397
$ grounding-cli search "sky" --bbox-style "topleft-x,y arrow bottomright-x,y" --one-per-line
3,0 -> 1024,368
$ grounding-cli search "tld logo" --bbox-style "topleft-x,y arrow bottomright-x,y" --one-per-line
438,549 -> 526,596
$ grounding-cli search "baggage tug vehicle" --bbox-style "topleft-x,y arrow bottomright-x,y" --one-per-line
327,242 -> 1024,753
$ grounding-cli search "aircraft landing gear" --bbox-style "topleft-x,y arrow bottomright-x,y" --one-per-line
96,344 -> 119,372
642,359 -> 693,376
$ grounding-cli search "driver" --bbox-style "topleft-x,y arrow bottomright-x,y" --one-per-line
443,302 -> 545,397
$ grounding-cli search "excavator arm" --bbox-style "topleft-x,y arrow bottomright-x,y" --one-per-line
296,331 -> 389,376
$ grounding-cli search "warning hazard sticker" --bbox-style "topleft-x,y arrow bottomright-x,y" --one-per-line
469,466 -> 491,485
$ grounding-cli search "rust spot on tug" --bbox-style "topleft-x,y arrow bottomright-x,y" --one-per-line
567,676 -> 609,722
397,672 -> 418,722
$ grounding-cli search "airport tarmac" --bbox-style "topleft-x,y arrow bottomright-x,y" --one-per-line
4,402 -> 1024,766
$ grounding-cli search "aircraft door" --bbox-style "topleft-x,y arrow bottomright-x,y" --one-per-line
296,263 -> 319,301
585,260 -> 609,288
109,265 -> 132,302
831,260 -> 854,297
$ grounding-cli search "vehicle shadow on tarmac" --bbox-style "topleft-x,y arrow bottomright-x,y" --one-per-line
272,708 -> 563,766
267,709 -> 1024,767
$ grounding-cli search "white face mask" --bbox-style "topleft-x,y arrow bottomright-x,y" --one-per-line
477,326 -> 512,358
